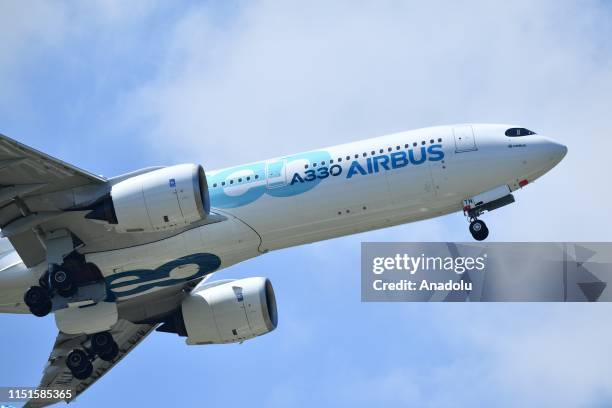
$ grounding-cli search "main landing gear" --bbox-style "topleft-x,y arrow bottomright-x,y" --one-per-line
469,218 -> 489,241
24,263 -> 78,317
66,331 -> 119,379
24,245 -> 104,318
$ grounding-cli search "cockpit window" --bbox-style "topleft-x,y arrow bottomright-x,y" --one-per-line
505,128 -> 536,137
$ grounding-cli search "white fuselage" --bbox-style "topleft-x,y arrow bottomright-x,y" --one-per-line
0,124 -> 567,312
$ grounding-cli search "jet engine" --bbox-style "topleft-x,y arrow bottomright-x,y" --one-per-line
87,164 -> 210,233
158,277 -> 278,345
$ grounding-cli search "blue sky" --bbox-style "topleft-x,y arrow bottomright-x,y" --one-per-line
1,1 -> 612,407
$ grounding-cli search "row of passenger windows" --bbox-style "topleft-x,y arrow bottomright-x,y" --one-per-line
304,138 -> 443,169
212,174 -> 259,188
211,137 -> 443,188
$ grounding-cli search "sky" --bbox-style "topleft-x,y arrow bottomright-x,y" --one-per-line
0,1 -> 611,406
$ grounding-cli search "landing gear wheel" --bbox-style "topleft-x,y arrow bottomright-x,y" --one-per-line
30,302 -> 53,317
469,219 -> 489,241
73,362 -> 93,380
91,332 -> 114,355
66,349 -> 93,379
50,265 -> 77,298
98,341 -> 119,362
24,286 -> 52,317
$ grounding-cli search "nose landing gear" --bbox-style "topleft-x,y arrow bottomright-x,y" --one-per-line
462,185 -> 516,241
469,218 -> 489,241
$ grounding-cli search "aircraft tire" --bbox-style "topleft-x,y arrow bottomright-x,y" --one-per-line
98,341 -> 119,362
67,349 -> 91,377
469,220 -> 489,241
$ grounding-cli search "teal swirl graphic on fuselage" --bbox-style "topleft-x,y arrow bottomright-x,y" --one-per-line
209,150 -> 332,208
207,144 -> 445,209
105,253 -> 221,299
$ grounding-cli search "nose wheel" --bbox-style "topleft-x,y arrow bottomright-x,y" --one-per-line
469,219 -> 489,241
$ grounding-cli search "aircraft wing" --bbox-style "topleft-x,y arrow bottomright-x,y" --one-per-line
0,133 -> 223,269
24,319 -> 157,408
0,133 -> 106,267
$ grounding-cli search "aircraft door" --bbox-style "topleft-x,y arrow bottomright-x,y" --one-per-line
266,159 -> 287,189
453,125 -> 477,152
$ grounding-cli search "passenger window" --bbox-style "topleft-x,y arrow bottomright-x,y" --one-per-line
505,128 -> 536,137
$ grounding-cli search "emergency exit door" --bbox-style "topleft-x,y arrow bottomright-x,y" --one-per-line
266,159 -> 287,189
453,125 -> 477,152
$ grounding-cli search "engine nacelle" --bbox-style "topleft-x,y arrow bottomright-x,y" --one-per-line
87,164 -> 210,233
159,277 -> 278,345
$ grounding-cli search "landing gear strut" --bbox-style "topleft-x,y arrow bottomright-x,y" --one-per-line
469,218 -> 489,241
66,331 -> 119,379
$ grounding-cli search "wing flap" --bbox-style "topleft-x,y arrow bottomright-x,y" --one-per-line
0,134 -> 106,194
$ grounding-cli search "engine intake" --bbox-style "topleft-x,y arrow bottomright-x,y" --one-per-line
87,164 -> 210,233
158,277 -> 278,345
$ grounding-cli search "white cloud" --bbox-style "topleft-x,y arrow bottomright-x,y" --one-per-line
0,1 -> 162,118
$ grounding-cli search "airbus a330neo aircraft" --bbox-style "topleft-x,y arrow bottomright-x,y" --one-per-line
0,124 -> 566,406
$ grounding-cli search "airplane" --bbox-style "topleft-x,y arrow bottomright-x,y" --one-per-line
0,124 -> 566,406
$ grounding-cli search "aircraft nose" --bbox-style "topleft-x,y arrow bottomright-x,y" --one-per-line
548,139 -> 568,165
